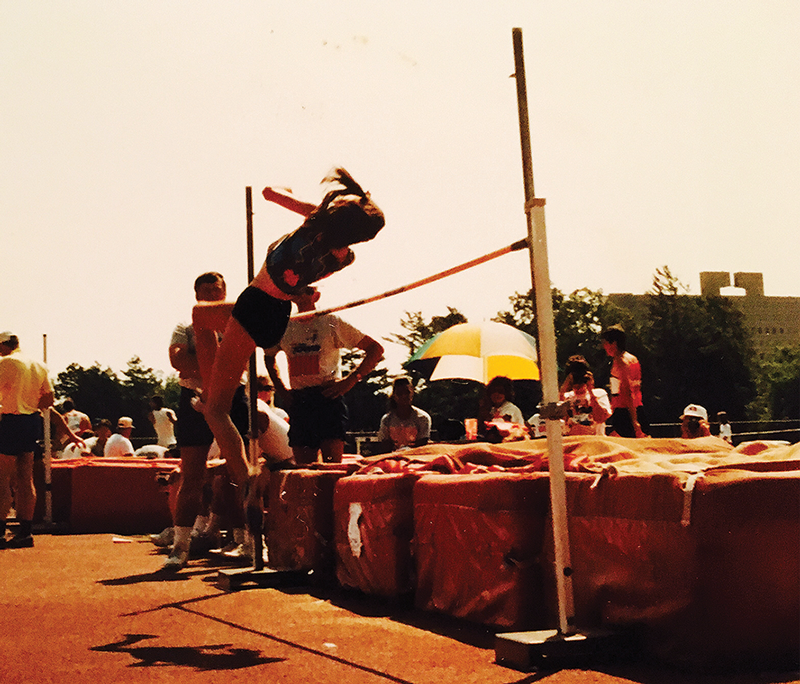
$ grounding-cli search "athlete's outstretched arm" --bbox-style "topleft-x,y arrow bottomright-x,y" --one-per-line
262,186 -> 316,217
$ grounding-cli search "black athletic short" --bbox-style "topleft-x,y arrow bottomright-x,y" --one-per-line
175,385 -> 249,448
0,413 -> 42,456
231,285 -> 292,349
608,406 -> 648,438
287,387 -> 348,450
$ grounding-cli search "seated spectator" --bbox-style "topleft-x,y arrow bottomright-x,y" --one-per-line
256,376 -> 289,422
104,417 -> 135,457
60,398 -> 92,436
375,377 -> 432,452
83,419 -> 113,457
478,376 -> 525,428
559,355 -> 612,436
254,383 -> 294,469
680,404 -> 712,439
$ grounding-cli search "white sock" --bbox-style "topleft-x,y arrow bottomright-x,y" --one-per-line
173,526 -> 192,551
191,515 -> 209,537
206,513 -> 222,536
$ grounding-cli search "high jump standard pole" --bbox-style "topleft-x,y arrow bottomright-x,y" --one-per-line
43,333 -> 53,525
495,28 -> 623,670
245,186 -> 265,571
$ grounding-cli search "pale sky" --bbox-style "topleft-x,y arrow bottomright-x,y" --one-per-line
2,1 -> 797,380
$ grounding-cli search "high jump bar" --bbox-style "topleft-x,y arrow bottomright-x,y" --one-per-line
293,237 -> 529,320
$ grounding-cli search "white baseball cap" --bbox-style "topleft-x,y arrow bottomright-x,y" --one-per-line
117,416 -> 134,429
681,404 -> 708,421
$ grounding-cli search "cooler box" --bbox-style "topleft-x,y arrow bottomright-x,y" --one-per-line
333,472 -> 419,597
266,468 -> 350,574
413,472 -> 551,629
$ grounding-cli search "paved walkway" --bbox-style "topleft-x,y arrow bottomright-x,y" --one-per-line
1,534 -> 797,684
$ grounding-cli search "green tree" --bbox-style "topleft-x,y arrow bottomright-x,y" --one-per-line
495,286 -> 629,379
120,357 -> 165,438
640,266 -> 756,423
54,363 -> 125,424
388,307 -> 467,356
161,375 -> 182,411
54,357 -> 170,440
755,344 -> 800,420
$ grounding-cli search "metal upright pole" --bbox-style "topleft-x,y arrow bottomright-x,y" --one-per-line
512,27 -> 575,636
497,31 -> 625,669
43,334 -> 53,525
245,186 -> 265,571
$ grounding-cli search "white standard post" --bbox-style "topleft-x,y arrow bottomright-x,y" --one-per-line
527,200 -> 574,634
513,27 -> 575,635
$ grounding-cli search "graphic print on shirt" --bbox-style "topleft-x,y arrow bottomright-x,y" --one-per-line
287,331 -> 322,380
567,392 -> 594,428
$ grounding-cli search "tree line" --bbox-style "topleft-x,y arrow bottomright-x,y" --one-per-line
54,266 -> 799,440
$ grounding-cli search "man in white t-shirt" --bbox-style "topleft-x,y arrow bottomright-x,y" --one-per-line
148,395 -> 177,448
265,287 -> 384,464
104,416 -> 135,457
60,398 -> 92,436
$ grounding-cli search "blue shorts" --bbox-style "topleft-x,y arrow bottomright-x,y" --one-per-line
288,387 -> 348,450
0,413 -> 42,456
176,385 -> 249,448
231,285 -> 292,349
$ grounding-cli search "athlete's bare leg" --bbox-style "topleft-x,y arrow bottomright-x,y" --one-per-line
200,316 -> 256,488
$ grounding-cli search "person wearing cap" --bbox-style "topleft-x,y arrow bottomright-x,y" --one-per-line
104,417 -> 135,457
83,419 -> 114,457
680,403 -> 712,439
0,332 -> 83,549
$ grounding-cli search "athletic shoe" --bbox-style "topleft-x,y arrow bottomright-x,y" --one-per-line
209,540 -> 240,555
149,527 -> 174,548
161,546 -> 189,572
222,543 -> 251,561
5,535 -> 34,549
189,532 -> 219,558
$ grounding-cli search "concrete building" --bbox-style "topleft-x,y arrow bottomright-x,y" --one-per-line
608,272 -> 800,357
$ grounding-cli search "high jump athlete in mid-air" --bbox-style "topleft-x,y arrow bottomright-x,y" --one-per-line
192,168 -> 384,492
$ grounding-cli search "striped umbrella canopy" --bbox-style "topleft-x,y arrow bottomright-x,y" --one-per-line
405,321 -> 539,384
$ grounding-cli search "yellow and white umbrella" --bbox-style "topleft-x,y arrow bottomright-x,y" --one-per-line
405,321 -> 539,384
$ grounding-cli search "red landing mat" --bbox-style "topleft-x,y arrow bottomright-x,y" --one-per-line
333,472 -> 419,597
413,472 -> 551,630
267,468 -> 350,575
